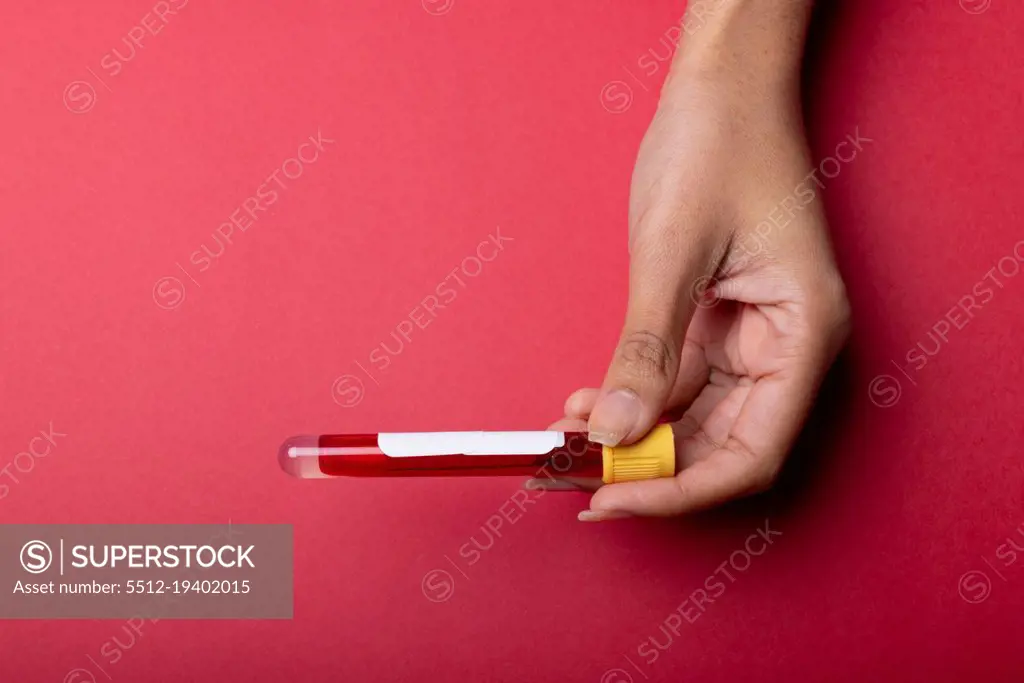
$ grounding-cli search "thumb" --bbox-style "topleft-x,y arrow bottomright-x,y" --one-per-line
588,230 -> 715,446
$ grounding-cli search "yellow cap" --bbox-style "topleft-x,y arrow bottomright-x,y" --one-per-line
601,423 -> 676,484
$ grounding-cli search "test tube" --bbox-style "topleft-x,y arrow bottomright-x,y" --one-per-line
279,425 -> 676,484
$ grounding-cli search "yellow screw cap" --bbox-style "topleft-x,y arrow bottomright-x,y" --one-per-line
601,423 -> 676,484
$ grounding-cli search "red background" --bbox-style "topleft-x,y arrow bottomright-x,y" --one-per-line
2,0 -> 1023,681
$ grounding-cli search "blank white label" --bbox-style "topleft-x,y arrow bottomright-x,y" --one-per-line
378,431 -> 565,457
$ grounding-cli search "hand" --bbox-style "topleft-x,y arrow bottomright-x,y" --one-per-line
535,51 -> 850,520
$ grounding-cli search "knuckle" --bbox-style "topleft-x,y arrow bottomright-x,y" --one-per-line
617,330 -> 675,380
831,293 -> 853,346
823,272 -> 851,330
807,272 -> 852,348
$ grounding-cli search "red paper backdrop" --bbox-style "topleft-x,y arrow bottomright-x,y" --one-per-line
2,1 -> 1023,681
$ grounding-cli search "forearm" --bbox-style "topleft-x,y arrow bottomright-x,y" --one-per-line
665,0 -> 815,101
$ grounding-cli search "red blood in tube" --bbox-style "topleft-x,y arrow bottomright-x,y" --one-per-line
278,432 -> 603,479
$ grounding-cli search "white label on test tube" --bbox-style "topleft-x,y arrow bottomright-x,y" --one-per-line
378,431 -> 566,457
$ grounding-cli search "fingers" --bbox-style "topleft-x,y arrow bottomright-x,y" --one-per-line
588,229 -> 717,447
582,445 -> 762,518
581,359 -> 831,519
578,510 -> 634,522
546,417 -> 588,432
665,338 -> 710,415
564,389 -> 599,420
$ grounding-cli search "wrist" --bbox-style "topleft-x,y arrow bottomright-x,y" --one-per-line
663,0 -> 814,102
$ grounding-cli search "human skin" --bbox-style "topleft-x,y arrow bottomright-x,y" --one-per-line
528,0 -> 851,520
